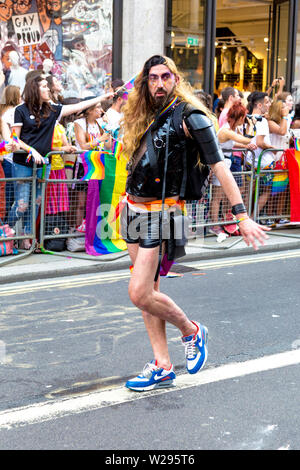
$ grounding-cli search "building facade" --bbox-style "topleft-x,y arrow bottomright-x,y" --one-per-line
0,0 -> 299,100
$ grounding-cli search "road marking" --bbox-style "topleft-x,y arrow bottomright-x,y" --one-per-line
0,349 -> 299,430
1,249 -> 300,297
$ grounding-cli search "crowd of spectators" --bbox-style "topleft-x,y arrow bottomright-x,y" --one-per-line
195,78 -> 299,236
0,69 -> 126,249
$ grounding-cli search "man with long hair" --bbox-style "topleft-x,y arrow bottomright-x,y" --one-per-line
121,55 -> 269,392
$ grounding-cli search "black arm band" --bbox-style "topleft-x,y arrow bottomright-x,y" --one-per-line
232,203 -> 247,216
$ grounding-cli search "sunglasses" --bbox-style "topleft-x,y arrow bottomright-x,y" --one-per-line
148,72 -> 174,85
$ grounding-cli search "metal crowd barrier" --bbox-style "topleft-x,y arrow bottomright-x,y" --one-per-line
253,147 -> 300,241
0,152 -> 37,267
253,148 -> 288,223
1,147 -> 299,266
185,148 -> 255,249
39,151 -> 128,262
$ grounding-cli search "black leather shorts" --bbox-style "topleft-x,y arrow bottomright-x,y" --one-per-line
121,204 -> 172,249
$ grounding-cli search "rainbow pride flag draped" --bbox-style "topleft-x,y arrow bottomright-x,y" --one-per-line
80,150 -> 106,180
112,140 -> 123,160
85,153 -> 128,255
285,148 -> 300,222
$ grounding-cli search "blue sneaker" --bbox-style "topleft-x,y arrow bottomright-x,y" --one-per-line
125,360 -> 176,392
182,321 -> 208,374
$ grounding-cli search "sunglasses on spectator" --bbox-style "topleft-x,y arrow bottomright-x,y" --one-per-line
148,72 -> 174,85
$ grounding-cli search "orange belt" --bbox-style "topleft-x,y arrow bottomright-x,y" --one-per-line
126,195 -> 185,212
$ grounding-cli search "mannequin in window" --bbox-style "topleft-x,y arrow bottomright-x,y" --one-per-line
221,48 -> 232,74
234,46 -> 246,75
7,51 -> 27,93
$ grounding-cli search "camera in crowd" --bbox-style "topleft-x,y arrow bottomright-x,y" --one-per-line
246,114 -> 263,122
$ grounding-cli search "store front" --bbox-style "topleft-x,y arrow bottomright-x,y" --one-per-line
0,0 -> 119,99
166,0 -> 299,98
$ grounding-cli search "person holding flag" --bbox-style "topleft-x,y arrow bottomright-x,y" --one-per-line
120,55 -> 270,392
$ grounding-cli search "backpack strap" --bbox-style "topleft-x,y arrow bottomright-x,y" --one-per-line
171,101 -> 187,139
172,103 -> 207,199
171,102 -> 189,199
146,129 -> 160,182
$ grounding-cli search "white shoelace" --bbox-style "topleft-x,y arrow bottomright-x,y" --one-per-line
183,338 -> 196,359
142,362 -> 158,378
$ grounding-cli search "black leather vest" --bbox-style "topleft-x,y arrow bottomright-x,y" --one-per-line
126,109 -> 184,198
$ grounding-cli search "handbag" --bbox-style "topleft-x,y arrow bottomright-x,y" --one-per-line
44,214 -> 69,251
67,232 -> 85,252
0,219 -> 18,256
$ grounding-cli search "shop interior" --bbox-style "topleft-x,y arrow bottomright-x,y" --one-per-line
166,0 -> 290,96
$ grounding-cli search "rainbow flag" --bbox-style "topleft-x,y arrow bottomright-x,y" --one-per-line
0,131 -> 20,156
294,138 -> 300,151
11,130 -> 19,143
85,152 -> 128,255
272,172 -> 289,195
80,150 -> 107,180
0,141 -> 8,156
120,75 -> 136,100
112,139 -> 123,160
285,148 -> 300,222
64,159 -> 75,170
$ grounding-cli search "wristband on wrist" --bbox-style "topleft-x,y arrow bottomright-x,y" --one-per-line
237,215 -> 250,224
283,116 -> 289,120
232,203 -> 247,216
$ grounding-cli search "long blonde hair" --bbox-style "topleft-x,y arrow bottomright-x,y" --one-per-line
121,55 -> 211,160
268,100 -> 284,125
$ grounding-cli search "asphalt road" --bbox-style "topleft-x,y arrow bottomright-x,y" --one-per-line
0,249 -> 299,450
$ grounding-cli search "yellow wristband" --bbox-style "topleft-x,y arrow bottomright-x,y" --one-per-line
237,216 -> 250,224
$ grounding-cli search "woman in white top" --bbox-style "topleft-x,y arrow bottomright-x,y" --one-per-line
267,99 -> 290,224
74,101 -> 111,227
268,99 -> 290,159
210,102 -> 257,235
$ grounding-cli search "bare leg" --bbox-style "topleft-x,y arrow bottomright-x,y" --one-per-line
128,245 -> 196,334
127,243 -> 196,368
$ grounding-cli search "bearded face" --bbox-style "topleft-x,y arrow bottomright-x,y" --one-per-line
147,64 -> 177,111
46,0 -> 61,18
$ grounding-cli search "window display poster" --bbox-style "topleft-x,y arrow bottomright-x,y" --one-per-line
0,0 -> 113,97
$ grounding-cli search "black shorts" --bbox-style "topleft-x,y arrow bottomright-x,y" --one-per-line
121,204 -> 173,249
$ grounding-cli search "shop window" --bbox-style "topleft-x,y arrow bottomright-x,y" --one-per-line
0,0 -> 113,98
215,0 -> 272,96
165,0 -> 206,89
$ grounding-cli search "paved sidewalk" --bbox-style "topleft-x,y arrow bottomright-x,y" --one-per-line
1,226 -> 300,284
